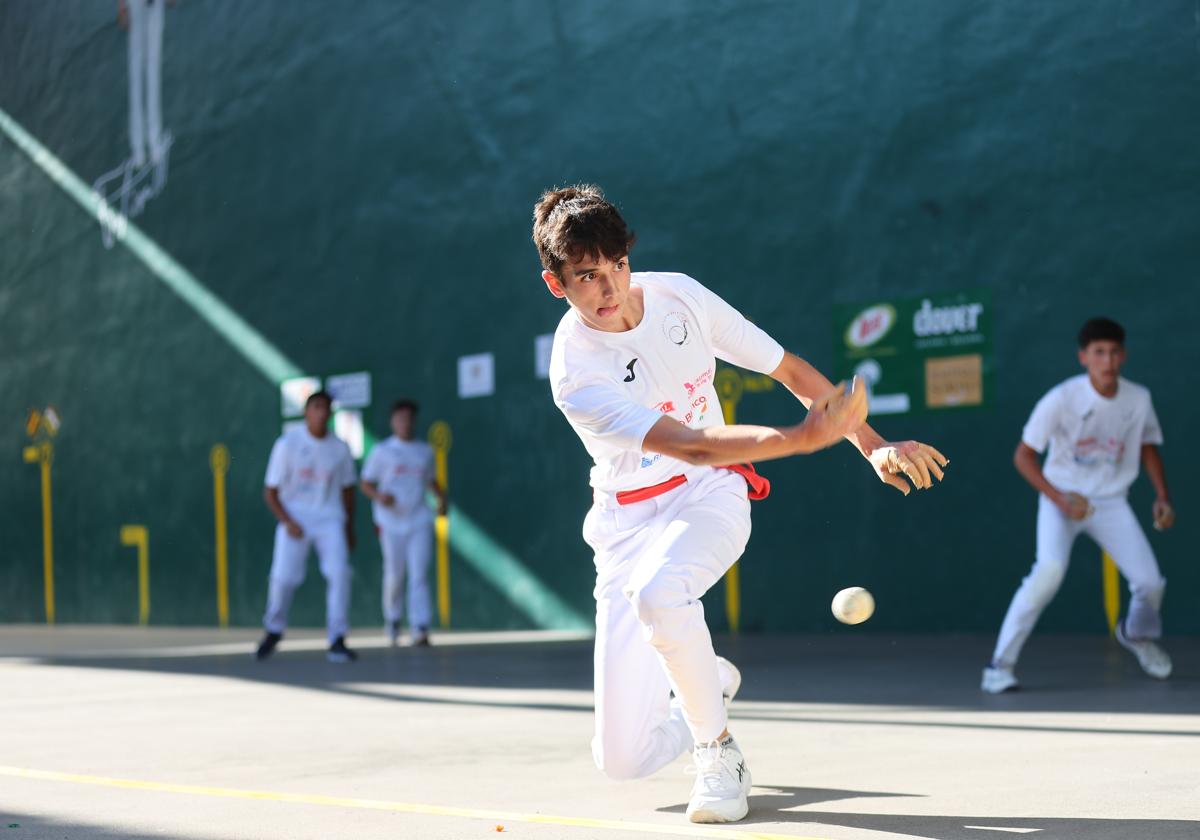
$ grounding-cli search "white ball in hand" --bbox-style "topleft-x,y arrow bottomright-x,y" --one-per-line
832,587 -> 875,625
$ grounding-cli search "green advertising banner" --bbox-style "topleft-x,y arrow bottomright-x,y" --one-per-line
833,291 -> 992,415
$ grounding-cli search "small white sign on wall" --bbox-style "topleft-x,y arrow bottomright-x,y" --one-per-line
458,352 -> 495,399
534,334 -> 554,379
327,371 -> 372,410
280,376 -> 322,418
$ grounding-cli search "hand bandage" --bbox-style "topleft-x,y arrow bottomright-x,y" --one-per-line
1153,499 -> 1175,531
1063,492 -> 1093,520
813,375 -> 868,435
875,441 -> 949,491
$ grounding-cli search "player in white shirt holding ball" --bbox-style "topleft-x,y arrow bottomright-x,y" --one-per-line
257,391 -> 359,663
983,318 -> 1175,693
361,399 -> 448,647
533,185 -> 949,824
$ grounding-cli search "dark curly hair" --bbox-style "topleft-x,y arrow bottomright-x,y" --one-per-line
532,184 -> 636,278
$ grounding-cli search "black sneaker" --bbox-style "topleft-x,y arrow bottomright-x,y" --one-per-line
411,627 -> 431,647
327,636 -> 357,663
255,632 -> 282,661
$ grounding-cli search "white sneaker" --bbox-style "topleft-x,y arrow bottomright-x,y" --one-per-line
981,665 -> 1018,694
686,735 -> 751,823
716,657 -> 742,709
1116,622 -> 1172,679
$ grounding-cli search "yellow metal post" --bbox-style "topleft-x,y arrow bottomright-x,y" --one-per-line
1102,551 -> 1120,635
210,444 -> 230,628
714,369 -> 745,633
428,421 -> 453,628
120,525 -> 150,625
23,441 -> 55,624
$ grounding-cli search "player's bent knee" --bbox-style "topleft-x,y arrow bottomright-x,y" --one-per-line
593,744 -> 650,781
627,577 -> 689,628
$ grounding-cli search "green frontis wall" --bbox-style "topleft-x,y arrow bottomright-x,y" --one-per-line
2,1 -> 1197,633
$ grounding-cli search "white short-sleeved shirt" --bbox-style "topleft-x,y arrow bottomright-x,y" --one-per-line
264,427 -> 358,524
360,436 -> 435,532
549,272 -> 785,495
1022,374 -> 1162,499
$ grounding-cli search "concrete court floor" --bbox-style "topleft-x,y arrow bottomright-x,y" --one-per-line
0,626 -> 1197,840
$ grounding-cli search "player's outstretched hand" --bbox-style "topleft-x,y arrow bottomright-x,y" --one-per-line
868,441 -> 949,495
805,376 -> 869,450
1153,498 -> 1175,531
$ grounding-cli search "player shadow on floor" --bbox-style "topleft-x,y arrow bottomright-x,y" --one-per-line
657,787 -> 1200,838
740,808 -> 1199,840
656,784 -> 916,815
0,811 -> 196,840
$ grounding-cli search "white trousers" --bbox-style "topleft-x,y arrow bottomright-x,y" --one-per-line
127,0 -> 164,167
992,494 -> 1166,668
379,518 -> 434,629
587,468 -> 751,781
263,519 -> 352,643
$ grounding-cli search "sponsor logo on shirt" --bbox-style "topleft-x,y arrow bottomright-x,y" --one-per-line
623,358 -> 638,382
654,400 -> 676,414
640,453 -> 663,469
663,312 -> 691,346
683,394 -> 710,425
1073,436 -> 1125,466
683,368 -> 713,397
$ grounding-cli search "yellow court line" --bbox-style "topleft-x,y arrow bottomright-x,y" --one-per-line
0,765 -> 828,840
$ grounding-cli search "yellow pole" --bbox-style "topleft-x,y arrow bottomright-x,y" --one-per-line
428,421 -> 453,628
120,525 -> 150,626
1102,551 -> 1120,635
714,369 -> 745,633
24,441 -> 55,624
210,444 -> 230,628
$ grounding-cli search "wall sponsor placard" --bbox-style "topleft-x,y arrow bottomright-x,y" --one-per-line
833,291 -> 991,415
457,352 -> 495,398
327,371 -> 372,409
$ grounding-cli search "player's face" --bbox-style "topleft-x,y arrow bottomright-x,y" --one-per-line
542,254 -> 639,332
391,409 -> 415,440
305,399 -> 332,436
1078,339 -> 1125,396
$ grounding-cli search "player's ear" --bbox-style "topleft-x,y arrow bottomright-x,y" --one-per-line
1077,348 -> 1088,368
542,270 -> 567,299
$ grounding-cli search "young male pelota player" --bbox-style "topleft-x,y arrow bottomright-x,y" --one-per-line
533,185 -> 948,823
983,317 -> 1175,693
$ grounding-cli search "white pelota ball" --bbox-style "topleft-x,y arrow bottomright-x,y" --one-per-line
831,587 -> 875,625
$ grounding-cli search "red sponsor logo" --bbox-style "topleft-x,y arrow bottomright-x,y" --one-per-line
683,368 -> 713,397
654,401 -> 676,414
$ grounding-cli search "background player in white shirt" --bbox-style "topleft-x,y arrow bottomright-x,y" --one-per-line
532,185 -> 949,824
982,318 -> 1175,693
361,399 -> 448,647
256,391 -> 360,663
